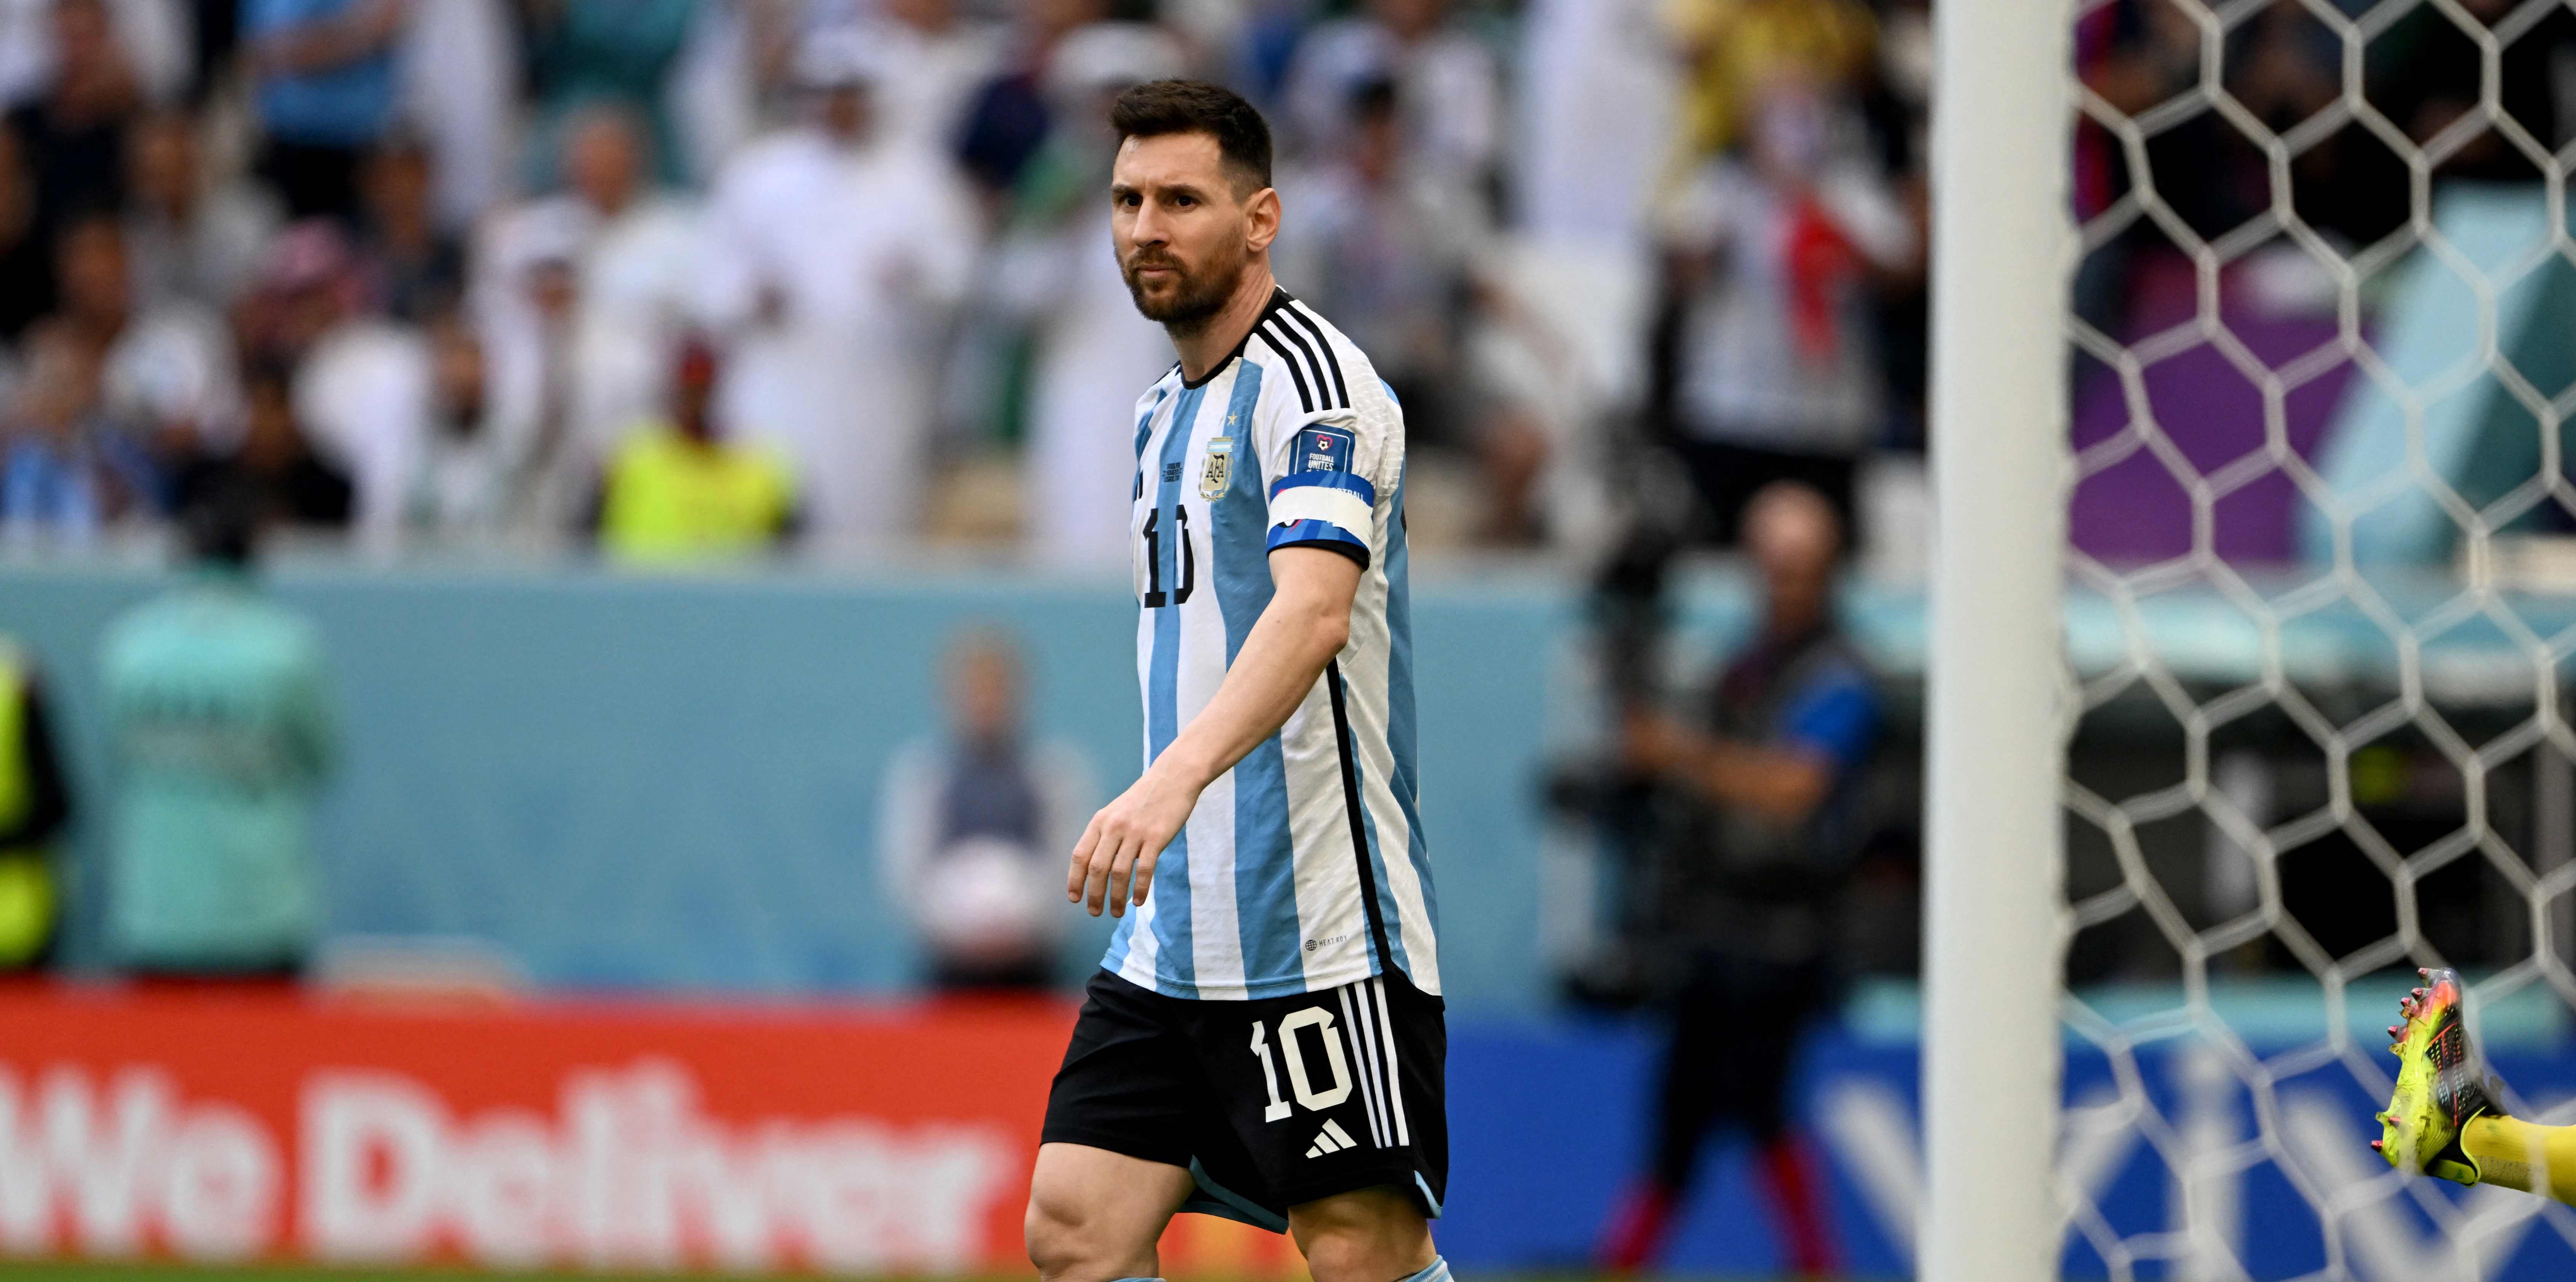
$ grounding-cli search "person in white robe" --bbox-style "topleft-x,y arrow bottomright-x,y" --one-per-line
473,104 -> 701,522
695,29 -> 978,547
853,0 -> 1001,159
993,22 -> 1181,570
1284,0 -> 1500,186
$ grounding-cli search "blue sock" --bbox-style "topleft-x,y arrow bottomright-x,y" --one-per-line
1395,1257 -> 1451,1282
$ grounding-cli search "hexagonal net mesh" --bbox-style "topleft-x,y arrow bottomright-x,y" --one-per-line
2054,0 -> 2576,1276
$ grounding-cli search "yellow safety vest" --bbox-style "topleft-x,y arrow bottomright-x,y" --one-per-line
599,427 -> 794,563
0,644 -> 53,967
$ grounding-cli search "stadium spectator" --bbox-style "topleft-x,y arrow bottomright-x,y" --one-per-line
1513,0 -> 1683,250
178,0 -> 244,104
352,133 -> 461,322
400,306 -> 515,541
850,0 -> 1002,160
696,29 -> 976,547
0,129 -> 44,341
122,108 -> 283,312
1275,79 -> 1499,498
246,220 -> 431,540
1663,0 -> 1875,162
994,20 -> 1183,568
102,481 -> 339,977
1,321 -> 160,542
473,228 -> 590,536
1595,481 -> 1878,1276
1654,73 -> 1915,543
952,0 -> 1109,199
0,632 -> 72,972
1859,0 -> 1930,450
393,0 -> 515,230
243,0 -> 408,222
1284,0 -> 1501,189
8,0 -> 144,233
593,335 -> 794,562
2359,0 -> 2576,191
169,358 -> 353,529
2073,6 -> 2363,347
516,0 -> 699,188
876,627 -> 1089,991
54,210 -> 239,460
0,0 -> 190,111
477,105 -> 702,488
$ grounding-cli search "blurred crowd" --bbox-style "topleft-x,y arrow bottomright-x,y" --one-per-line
5,0 -> 2573,566
0,0 -> 1950,567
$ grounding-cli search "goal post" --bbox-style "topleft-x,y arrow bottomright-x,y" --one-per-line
1923,0 -> 2076,1279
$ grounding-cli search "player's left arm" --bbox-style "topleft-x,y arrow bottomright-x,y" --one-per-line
1069,545 -> 1362,917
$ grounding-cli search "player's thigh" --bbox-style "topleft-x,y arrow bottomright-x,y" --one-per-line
1033,972 -> 1207,1274
1025,1141 -> 1194,1276
1286,1183 -> 1437,1282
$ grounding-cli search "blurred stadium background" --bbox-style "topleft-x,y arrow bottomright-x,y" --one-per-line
3,0 -> 2576,1278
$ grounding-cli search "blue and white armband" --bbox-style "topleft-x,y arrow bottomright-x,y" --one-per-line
1267,469 -> 1375,567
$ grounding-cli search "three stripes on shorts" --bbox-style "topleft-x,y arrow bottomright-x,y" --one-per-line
1320,976 -> 1407,1152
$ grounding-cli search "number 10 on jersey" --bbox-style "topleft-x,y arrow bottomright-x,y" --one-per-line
1249,1009 -> 1352,1122
1143,506 -> 1195,607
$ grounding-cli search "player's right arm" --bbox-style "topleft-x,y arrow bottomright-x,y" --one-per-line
1070,354 -> 1400,918
1067,545 -> 1362,917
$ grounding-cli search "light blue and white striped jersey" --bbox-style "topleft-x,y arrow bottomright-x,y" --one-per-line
1103,289 -> 1438,1002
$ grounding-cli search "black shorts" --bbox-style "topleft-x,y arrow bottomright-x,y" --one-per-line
1041,967 -> 1448,1232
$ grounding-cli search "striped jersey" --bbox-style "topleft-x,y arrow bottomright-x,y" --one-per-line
1103,288 -> 1438,1002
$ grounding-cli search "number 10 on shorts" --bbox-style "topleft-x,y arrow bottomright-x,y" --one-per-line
1249,1008 -> 1352,1122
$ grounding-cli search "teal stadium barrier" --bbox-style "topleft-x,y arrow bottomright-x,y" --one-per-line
0,557 -> 1574,1009
10,553 -> 2574,1012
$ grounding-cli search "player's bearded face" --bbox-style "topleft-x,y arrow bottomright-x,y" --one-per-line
1119,225 -> 1246,327
1111,134 -> 1264,330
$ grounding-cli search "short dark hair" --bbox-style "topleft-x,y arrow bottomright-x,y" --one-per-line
1110,79 -> 1272,195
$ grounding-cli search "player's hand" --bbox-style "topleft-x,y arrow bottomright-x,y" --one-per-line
1068,764 -> 1201,917
1622,711 -> 1686,775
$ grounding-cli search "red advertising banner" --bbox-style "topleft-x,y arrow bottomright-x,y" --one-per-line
0,984 -> 1297,1275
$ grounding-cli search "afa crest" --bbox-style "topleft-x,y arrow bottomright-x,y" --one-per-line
1198,435 -> 1235,500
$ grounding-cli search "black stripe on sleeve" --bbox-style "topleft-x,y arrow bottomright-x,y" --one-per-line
1284,304 -> 1351,409
1267,317 -> 1340,411
1256,325 -> 1316,413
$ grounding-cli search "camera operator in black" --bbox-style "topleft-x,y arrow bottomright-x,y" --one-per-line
1595,481 -> 1881,1274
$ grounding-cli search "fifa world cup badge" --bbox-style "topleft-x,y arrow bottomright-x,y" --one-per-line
1199,436 -> 1234,500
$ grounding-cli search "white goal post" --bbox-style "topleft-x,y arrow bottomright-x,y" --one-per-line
1924,1 -> 2075,1280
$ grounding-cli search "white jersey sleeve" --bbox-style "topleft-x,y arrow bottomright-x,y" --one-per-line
1251,331 -> 1401,571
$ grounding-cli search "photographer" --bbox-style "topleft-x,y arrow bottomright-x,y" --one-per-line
1596,481 -> 1879,1275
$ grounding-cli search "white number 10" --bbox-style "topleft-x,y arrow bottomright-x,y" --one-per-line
1248,1008 -> 1353,1123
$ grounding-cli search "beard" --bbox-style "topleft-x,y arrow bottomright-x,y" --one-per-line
1121,243 -> 1245,331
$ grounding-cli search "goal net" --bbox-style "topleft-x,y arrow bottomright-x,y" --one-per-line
2020,0 -> 2576,1277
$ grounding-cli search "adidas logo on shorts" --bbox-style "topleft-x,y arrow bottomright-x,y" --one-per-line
1305,1118 -> 1360,1159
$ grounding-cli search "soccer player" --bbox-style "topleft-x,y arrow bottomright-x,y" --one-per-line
1023,80 -> 1447,1282
2377,966 -> 2576,1201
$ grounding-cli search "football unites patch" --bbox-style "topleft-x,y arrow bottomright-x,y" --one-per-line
1295,424 -> 1357,475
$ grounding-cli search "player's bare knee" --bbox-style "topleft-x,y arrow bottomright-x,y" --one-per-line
1298,1227 -> 1433,1282
1023,1194 -> 1104,1281
1026,1178 -> 1158,1282
1290,1188 -> 1434,1282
